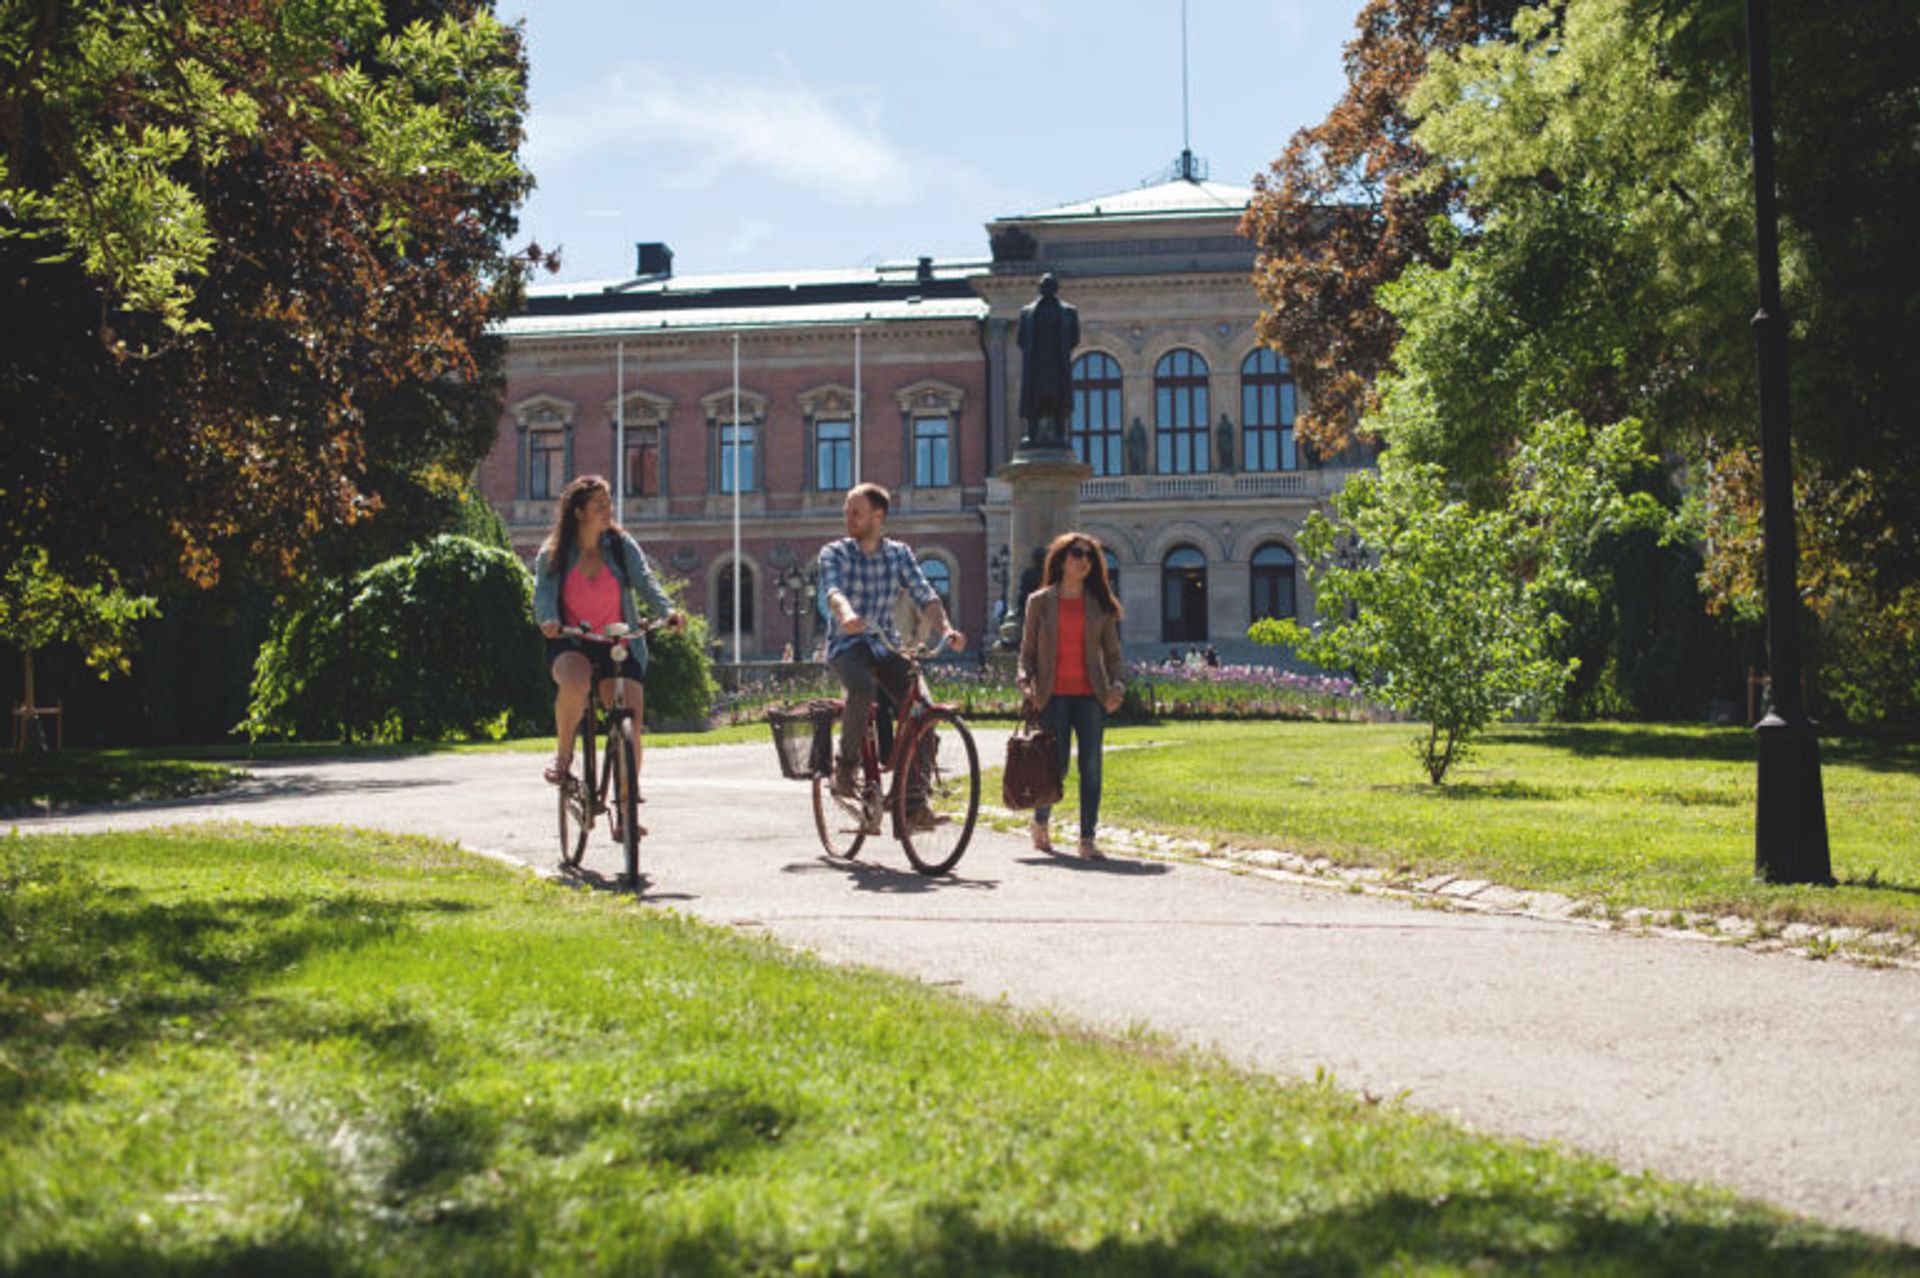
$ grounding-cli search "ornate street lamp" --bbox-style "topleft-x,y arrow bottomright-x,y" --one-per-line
1745,0 -> 1830,883
775,564 -> 815,661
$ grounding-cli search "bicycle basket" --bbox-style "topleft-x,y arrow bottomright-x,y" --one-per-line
768,700 -> 839,781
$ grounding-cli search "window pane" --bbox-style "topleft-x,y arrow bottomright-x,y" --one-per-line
1071,353 -> 1124,477
816,420 -> 851,491
913,417 -> 950,487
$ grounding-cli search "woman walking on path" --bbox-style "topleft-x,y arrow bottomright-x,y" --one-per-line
1017,531 -> 1126,859
532,475 -> 685,801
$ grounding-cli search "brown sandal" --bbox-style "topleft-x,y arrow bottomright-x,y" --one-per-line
1030,823 -> 1054,853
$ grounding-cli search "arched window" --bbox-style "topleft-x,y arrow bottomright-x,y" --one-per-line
1070,352 -> 1124,476
919,556 -> 952,614
1155,349 -> 1210,474
1160,545 -> 1208,642
1241,349 -> 1297,472
716,562 -> 754,636
1250,542 -> 1297,623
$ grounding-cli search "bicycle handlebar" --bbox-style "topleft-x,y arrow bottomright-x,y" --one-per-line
554,617 -> 674,641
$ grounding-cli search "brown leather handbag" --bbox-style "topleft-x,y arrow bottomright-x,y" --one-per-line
1002,713 -> 1063,810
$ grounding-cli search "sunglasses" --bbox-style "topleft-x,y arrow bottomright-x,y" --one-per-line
1064,545 -> 1093,559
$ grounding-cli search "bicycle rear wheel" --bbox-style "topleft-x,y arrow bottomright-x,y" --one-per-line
898,709 -> 979,875
606,724 -> 641,887
558,713 -> 594,868
811,712 -> 869,860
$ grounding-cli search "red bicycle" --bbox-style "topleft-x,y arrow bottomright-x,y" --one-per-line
812,639 -> 981,875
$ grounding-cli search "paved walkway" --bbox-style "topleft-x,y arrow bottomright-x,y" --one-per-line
12,740 -> 1918,1245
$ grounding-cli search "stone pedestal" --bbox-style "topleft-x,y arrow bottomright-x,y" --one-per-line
995,448 -> 1093,647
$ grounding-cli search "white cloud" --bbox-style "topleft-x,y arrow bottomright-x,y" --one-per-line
527,61 -> 915,205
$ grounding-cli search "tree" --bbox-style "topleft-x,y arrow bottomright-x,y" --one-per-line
0,549 -> 157,749
245,535 -> 545,742
1255,415 -> 1666,783
1388,0 -> 1920,723
0,1 -> 536,596
1240,0 -> 1522,458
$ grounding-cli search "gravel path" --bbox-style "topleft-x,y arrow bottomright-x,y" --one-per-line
12,741 -> 1918,1244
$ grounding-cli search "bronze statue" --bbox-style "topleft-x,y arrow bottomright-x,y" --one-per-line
1015,273 -> 1079,450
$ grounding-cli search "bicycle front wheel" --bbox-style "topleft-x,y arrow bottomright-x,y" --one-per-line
606,727 -> 641,887
811,711 -> 869,861
898,709 -> 979,875
558,716 -> 593,868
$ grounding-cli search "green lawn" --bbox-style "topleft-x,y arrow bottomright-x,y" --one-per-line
0,751 -> 243,812
2,825 -> 1911,1275
1025,722 -> 1920,938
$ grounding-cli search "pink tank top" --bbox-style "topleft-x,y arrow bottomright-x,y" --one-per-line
561,562 -> 622,630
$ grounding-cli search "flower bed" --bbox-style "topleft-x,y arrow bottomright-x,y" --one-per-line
715,658 -> 1378,724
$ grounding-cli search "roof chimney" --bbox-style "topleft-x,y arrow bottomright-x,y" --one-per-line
634,242 -> 673,279
916,255 -> 935,285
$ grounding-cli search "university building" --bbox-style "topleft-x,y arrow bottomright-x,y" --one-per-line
481,176 -> 1372,662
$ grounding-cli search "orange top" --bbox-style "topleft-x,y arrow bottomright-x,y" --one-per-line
1053,595 -> 1093,696
561,563 -> 622,630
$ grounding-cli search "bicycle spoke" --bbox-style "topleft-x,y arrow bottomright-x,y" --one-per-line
899,710 -> 979,875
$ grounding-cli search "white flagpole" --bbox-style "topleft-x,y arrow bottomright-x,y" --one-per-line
852,326 -> 862,484
614,340 -> 625,510
731,332 -> 742,664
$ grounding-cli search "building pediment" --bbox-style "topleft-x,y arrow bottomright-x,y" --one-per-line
699,386 -> 769,423
510,393 -> 576,426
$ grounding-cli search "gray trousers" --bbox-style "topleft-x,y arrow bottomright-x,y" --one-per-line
830,645 -> 914,767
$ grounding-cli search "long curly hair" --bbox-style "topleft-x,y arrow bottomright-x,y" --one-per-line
539,474 -> 623,575
1041,531 -> 1123,619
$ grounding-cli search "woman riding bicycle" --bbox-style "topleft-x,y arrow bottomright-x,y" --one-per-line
533,474 -> 686,795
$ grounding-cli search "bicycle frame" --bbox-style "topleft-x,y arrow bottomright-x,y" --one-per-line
555,619 -> 669,884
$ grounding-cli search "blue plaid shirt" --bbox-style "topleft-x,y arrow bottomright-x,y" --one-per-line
817,536 -> 939,660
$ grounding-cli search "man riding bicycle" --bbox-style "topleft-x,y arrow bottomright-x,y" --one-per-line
818,482 -> 967,817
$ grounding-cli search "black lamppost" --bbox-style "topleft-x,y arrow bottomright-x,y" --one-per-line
775,564 -> 814,661
1745,0 -> 1831,884
988,545 -> 1011,647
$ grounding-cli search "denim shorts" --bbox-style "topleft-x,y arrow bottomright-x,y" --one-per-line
544,635 -> 643,683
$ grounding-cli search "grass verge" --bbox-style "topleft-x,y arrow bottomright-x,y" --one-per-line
1016,722 -> 1920,937
4,825 -> 1911,1274
0,752 -> 242,813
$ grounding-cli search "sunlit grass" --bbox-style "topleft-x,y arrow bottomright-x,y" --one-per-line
2,825 -> 1909,1274
1021,721 -> 1920,935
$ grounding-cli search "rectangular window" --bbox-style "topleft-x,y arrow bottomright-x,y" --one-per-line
721,425 -> 757,494
530,430 -> 564,499
913,417 -> 951,487
625,439 -> 659,497
816,420 -> 851,491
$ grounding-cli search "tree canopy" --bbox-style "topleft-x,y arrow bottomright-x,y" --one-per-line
0,1 -> 536,594
1257,0 -> 1920,723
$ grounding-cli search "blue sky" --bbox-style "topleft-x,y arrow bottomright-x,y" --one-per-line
501,1 -> 1362,282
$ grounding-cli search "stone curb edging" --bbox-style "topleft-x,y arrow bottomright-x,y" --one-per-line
986,806 -> 1920,972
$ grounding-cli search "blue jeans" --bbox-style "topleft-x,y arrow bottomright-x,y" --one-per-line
1034,695 -> 1105,841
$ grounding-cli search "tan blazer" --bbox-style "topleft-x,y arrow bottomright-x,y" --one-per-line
1018,586 -> 1126,708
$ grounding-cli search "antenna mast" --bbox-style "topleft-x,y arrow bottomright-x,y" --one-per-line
1181,0 -> 1192,177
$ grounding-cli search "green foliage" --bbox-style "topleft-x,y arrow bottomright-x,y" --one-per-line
1256,415 -> 1669,783
246,536 -> 545,742
0,1 -> 534,592
0,824 -> 1901,1272
639,577 -> 718,729
0,547 -> 158,679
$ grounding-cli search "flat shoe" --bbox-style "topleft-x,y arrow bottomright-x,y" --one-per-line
545,765 -> 579,795
1030,824 -> 1054,853
1078,840 -> 1104,861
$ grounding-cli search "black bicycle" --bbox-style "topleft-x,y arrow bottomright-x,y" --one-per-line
811,637 -> 981,875
554,619 -> 669,886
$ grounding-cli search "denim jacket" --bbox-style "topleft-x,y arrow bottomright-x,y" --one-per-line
532,530 -> 674,672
